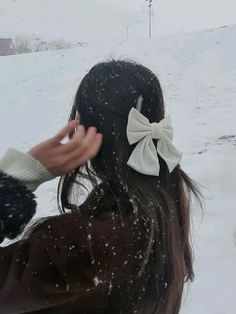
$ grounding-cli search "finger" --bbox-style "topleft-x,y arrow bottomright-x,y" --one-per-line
62,134 -> 102,173
65,126 -> 98,159
52,120 -> 79,143
86,133 -> 103,158
59,125 -> 86,154
72,133 -> 103,166
78,127 -> 98,153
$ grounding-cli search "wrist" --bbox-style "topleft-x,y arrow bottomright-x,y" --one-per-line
0,148 -> 54,191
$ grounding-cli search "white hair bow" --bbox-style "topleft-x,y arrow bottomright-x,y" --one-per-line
126,108 -> 182,176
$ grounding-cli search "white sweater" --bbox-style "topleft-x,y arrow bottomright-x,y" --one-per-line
0,148 -> 54,192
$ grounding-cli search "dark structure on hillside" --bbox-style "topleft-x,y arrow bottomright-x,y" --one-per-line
0,38 -> 14,56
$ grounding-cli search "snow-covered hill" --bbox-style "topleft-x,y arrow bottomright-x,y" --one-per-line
0,0 -> 148,42
0,24 -> 236,313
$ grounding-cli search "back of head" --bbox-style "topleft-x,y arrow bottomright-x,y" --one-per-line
71,60 -> 165,180
58,60 -> 201,314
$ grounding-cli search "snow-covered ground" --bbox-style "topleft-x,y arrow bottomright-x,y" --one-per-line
0,25 -> 236,313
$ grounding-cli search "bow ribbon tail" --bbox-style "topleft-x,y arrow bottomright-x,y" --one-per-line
156,137 -> 183,173
127,136 -> 160,176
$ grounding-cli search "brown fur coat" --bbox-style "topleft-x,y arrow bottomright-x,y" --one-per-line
0,171 -> 146,314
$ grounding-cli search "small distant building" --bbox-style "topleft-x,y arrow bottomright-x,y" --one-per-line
0,38 -> 14,56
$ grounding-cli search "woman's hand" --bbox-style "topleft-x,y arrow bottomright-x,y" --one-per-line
28,121 -> 102,177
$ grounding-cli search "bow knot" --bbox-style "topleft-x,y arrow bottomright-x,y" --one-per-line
150,122 -> 163,140
126,108 -> 182,176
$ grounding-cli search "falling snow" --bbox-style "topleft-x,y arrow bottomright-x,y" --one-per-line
0,24 -> 235,314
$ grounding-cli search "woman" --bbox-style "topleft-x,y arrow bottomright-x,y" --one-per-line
0,60 -> 201,313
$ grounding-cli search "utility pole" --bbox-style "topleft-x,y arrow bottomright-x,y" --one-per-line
145,0 -> 153,38
126,26 -> 129,39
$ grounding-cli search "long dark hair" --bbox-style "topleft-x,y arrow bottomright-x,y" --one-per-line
58,60 -> 202,313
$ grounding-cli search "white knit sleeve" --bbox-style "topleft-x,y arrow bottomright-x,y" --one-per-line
0,148 -> 54,192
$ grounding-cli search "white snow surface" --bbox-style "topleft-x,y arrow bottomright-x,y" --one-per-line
0,25 -> 236,313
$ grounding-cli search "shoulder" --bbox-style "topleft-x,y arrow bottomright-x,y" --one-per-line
28,191 -> 137,266
0,171 -> 36,243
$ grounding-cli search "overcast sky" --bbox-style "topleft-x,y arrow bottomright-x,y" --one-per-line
0,0 -> 235,40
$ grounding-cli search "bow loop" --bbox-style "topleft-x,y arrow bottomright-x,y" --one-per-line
126,108 -> 182,176
126,108 -> 151,145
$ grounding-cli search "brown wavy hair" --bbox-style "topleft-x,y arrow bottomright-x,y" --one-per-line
57,60 -> 202,313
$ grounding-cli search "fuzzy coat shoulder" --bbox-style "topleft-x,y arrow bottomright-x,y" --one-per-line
0,171 -> 36,243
